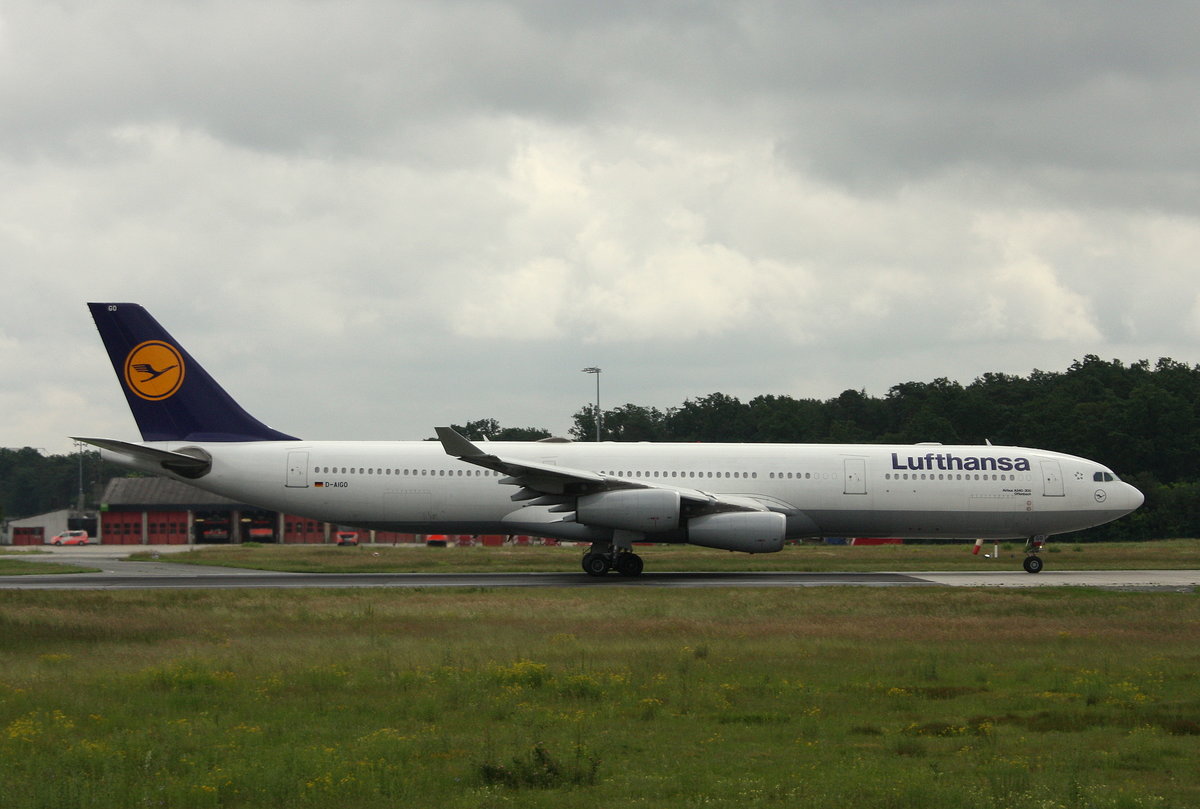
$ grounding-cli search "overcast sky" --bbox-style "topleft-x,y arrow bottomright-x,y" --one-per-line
3,1 -> 1199,454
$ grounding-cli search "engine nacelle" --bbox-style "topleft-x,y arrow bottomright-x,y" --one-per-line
688,511 -> 786,554
576,489 -> 681,533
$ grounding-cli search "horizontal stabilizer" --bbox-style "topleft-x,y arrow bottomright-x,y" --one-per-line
73,437 -> 212,479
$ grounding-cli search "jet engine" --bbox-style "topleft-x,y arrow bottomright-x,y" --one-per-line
687,511 -> 786,554
576,489 -> 681,533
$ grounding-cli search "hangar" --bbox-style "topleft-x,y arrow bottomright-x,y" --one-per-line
4,508 -> 91,546
97,477 -> 417,545
2,479 -> 413,546
3,478 -> 534,548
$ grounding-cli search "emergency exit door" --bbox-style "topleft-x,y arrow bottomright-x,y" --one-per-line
844,458 -> 867,495
286,451 -> 310,488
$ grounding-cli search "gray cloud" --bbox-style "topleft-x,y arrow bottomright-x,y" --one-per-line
2,0 -> 1198,454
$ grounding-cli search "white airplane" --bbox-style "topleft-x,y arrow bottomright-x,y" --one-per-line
77,303 -> 1143,576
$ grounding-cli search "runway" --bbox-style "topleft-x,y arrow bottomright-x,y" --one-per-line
2,546 -> 1197,590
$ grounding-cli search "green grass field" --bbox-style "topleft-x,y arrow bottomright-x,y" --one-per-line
0,550 -> 97,575
2,584 -> 1198,808
123,538 -> 1200,574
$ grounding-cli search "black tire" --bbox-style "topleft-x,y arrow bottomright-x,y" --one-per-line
1023,555 -> 1044,574
582,553 -> 611,577
614,554 -> 644,577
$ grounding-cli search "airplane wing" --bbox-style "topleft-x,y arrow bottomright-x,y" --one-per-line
435,426 -> 780,514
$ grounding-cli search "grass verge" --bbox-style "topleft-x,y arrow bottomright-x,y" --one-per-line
0,553 -> 99,575
125,538 -> 1200,574
2,586 -> 1198,808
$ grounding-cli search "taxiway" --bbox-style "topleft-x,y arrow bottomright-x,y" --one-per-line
1,546 -> 1196,591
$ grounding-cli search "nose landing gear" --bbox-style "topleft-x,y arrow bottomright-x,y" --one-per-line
1022,535 -> 1047,574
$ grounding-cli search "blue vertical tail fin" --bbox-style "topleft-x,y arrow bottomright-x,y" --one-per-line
88,302 -> 299,442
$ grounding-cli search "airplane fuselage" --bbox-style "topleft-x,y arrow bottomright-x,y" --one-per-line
104,439 -> 1143,543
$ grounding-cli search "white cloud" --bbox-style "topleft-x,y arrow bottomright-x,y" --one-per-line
452,257 -> 573,340
1188,296 -> 1200,340
985,258 -> 1101,342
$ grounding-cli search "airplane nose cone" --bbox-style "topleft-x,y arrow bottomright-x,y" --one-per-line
1124,483 -> 1145,513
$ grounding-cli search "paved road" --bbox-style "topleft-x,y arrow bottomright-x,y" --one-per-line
2,546 -> 1197,591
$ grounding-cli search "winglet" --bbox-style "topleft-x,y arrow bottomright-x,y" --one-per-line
436,426 -> 487,458
436,426 -> 515,476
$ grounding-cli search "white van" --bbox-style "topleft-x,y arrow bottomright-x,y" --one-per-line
46,530 -> 91,546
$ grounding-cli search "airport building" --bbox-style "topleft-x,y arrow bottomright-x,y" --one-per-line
98,477 -> 426,545
3,477 -> 525,547
4,508 -> 90,546
3,477 -> 416,546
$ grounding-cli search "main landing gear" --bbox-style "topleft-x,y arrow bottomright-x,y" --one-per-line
581,550 -> 644,577
1022,535 -> 1047,574
582,534 -> 645,577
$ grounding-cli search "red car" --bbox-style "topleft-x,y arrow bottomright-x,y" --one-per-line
335,531 -> 359,546
47,530 -> 91,546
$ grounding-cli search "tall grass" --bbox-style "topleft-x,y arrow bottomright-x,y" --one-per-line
2,587 -> 1198,807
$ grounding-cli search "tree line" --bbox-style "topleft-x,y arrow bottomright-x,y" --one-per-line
0,446 -> 126,525
5,356 -> 1197,540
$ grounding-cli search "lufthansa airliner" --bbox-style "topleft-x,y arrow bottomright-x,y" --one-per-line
77,303 -> 1143,575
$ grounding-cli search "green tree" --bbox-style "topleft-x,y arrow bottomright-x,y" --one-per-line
743,395 -> 828,442
570,403 -> 663,442
450,419 -> 551,441
1,447 -> 119,519
666,393 -> 750,442
825,389 -> 884,442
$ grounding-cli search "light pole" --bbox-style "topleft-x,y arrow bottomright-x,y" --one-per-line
73,439 -> 87,511
581,367 -> 601,441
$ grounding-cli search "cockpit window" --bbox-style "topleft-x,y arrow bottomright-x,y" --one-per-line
1093,471 -> 1118,482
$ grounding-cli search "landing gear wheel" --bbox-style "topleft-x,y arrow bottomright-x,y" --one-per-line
1023,555 -> 1044,574
614,553 -> 644,577
582,553 -> 612,577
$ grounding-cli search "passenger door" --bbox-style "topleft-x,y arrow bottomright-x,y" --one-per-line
1041,460 -> 1064,497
